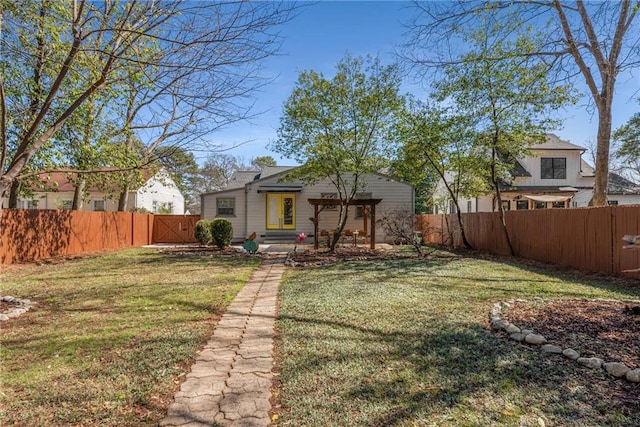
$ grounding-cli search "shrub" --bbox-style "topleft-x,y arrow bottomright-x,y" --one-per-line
194,220 -> 212,245
210,218 -> 233,248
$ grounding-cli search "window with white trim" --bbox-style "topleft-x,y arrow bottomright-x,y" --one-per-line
216,197 -> 235,216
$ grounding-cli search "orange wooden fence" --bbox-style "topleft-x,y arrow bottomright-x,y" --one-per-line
0,209 -> 156,265
416,205 -> 640,279
152,215 -> 200,244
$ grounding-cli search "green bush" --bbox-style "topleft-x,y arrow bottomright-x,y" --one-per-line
210,218 -> 233,248
194,219 -> 212,245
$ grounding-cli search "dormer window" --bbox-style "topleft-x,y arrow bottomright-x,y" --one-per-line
541,158 -> 566,179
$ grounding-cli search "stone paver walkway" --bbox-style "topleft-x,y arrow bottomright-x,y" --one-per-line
160,255 -> 284,427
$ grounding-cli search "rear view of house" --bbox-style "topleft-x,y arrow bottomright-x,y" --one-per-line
201,166 -> 413,243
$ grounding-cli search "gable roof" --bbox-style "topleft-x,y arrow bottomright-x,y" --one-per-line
26,169 -> 157,193
530,134 -> 586,151
225,166 -> 296,189
608,172 -> 640,195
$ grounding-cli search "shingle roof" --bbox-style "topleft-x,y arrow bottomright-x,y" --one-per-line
530,134 -> 586,151
608,173 -> 640,195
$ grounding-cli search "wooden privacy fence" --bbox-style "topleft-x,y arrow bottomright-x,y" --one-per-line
152,215 -> 200,244
416,205 -> 640,279
0,210 -> 202,265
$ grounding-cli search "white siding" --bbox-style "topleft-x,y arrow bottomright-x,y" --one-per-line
201,188 -> 246,241
241,173 -> 413,243
134,171 -> 184,214
605,195 -> 640,206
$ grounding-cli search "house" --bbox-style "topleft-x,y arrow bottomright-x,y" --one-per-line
434,134 -> 640,213
5,168 -> 185,214
200,166 -> 414,243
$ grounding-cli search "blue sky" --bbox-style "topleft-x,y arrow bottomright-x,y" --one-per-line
205,1 -> 639,167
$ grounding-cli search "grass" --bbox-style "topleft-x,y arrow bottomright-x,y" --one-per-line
275,250 -> 640,426
0,248 -> 260,426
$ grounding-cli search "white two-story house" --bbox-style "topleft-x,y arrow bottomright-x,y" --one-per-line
433,134 -> 640,213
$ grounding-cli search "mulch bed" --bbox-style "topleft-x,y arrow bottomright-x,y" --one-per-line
501,299 -> 640,369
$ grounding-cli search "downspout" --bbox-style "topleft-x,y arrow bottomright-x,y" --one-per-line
245,184 -> 249,240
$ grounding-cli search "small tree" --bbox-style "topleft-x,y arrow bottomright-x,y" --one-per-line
377,208 -> 426,257
272,55 -> 404,251
210,218 -> 233,249
194,220 -> 212,245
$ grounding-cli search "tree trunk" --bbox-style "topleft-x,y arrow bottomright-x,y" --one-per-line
329,204 -> 350,252
453,201 -> 472,249
8,179 -> 20,208
118,185 -> 129,212
72,176 -> 85,210
490,147 -> 515,257
589,101 -> 613,206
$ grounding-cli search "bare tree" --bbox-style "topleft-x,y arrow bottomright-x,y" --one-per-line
0,1 -> 298,203
402,0 -> 640,206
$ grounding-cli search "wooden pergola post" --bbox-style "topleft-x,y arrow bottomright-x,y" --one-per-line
307,198 -> 382,250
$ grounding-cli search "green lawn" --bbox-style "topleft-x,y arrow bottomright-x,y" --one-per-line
276,251 -> 640,426
0,249 -> 260,426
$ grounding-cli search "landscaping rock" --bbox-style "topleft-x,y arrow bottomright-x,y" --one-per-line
562,348 -> 580,360
510,332 -> 526,342
491,319 -> 509,330
604,362 -> 630,378
504,323 -> 521,334
541,344 -> 562,354
524,334 -> 547,345
577,357 -> 603,369
625,369 -> 640,383
521,329 -> 534,335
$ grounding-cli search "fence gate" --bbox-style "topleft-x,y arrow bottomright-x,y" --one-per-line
152,215 -> 200,244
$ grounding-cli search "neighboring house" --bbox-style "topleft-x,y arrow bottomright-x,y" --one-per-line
200,166 -> 414,243
5,168 -> 185,214
433,134 -> 640,213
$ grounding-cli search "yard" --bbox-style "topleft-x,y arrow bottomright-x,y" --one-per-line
1,247 -> 639,426
0,249 -> 260,426
275,250 -> 640,426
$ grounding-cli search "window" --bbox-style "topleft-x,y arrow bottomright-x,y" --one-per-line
27,200 -> 38,209
216,197 -> 235,216
434,205 -> 439,215
354,192 -> 372,219
551,201 -> 566,208
502,200 -> 510,211
449,200 -> 456,214
321,192 -> 337,210
534,201 -> 546,209
93,200 -> 105,211
59,200 -> 72,210
516,200 -> 529,210
467,200 -> 472,213
541,157 -> 567,179
152,200 -> 158,213
607,200 -> 619,206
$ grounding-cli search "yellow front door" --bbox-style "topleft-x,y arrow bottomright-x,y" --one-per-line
266,193 -> 296,230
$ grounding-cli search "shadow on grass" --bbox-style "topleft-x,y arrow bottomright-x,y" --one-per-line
277,257 -> 640,426
278,311 -> 639,426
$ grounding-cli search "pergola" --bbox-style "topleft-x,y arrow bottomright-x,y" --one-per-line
307,198 -> 382,250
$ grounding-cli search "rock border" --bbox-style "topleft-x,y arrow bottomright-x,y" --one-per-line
490,298 -> 640,384
0,296 -> 34,321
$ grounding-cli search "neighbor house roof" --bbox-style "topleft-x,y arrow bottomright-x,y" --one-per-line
28,169 -> 156,193
530,134 -> 586,151
608,173 -> 640,195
